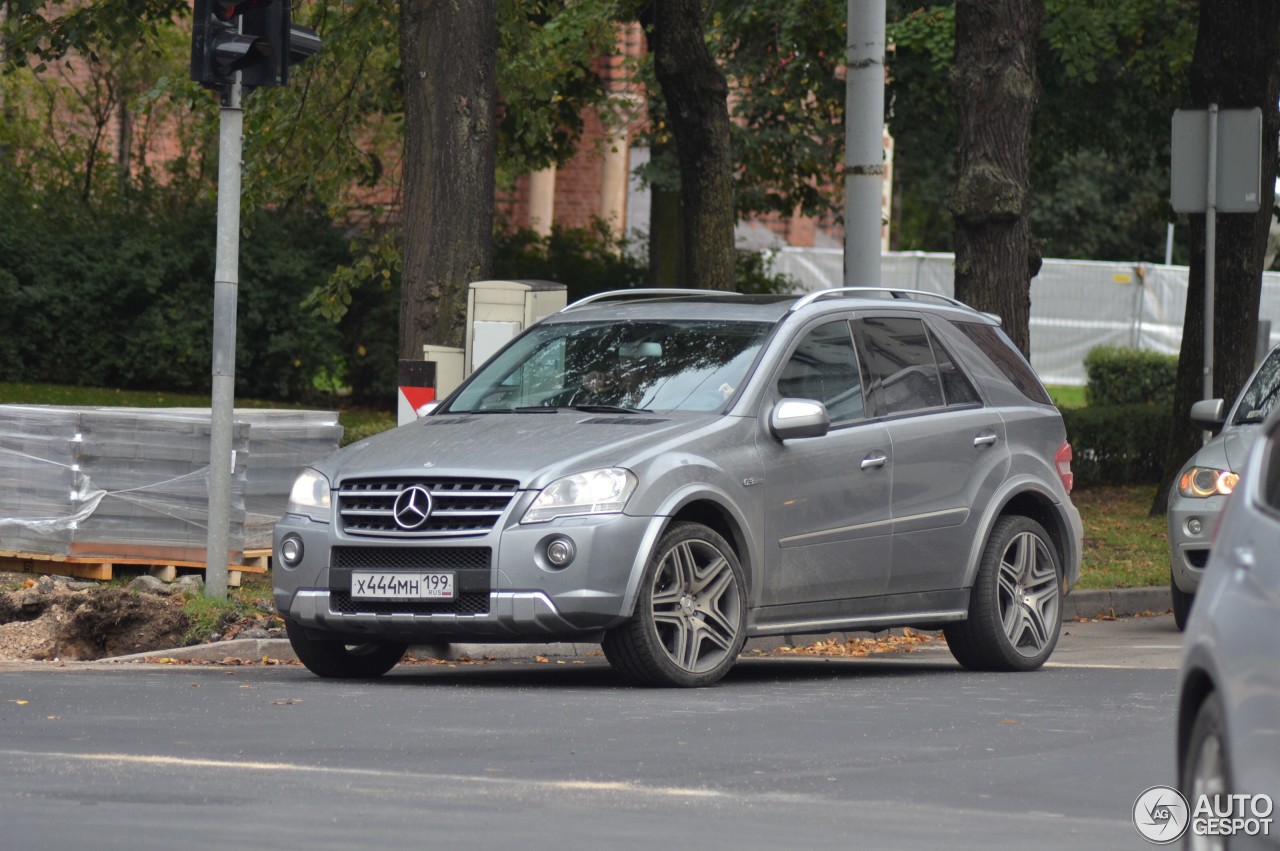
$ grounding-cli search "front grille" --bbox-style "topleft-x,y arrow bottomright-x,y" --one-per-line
332,546 -> 491,571
328,546 -> 492,616
337,477 -> 519,538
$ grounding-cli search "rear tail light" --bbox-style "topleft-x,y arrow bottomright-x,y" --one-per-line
1055,442 -> 1074,493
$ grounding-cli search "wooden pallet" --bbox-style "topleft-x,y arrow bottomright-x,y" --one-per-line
0,548 -> 270,587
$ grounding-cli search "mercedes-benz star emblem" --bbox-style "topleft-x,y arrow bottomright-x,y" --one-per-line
392,484 -> 433,530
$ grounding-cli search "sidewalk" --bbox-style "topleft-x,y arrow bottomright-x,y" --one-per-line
100,586 -> 1173,665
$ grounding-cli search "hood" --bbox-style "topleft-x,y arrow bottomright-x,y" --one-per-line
1189,423 -> 1260,473
313,411 -> 721,488
1220,423 -> 1261,471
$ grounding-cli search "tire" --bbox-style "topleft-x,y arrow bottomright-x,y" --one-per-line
602,521 -> 748,688
1181,692 -> 1231,851
1171,575 -> 1194,632
945,515 -> 1062,672
285,619 -> 408,679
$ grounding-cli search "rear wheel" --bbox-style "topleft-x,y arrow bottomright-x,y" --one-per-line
602,521 -> 747,687
945,515 -> 1062,671
1171,575 -> 1194,631
285,619 -> 408,679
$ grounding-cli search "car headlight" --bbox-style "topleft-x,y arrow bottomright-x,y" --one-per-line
521,468 -> 637,524
287,468 -> 332,522
1177,466 -> 1239,498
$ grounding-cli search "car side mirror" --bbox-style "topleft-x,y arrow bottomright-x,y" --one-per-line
1189,398 -> 1225,432
770,398 -> 831,440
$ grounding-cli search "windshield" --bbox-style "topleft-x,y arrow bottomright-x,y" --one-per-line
1233,348 -> 1280,424
446,319 -> 772,414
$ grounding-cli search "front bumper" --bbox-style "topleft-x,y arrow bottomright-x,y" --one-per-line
1167,492 -> 1226,594
273,510 -> 661,642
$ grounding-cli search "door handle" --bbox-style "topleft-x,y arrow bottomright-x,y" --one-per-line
861,452 -> 887,470
973,432 -> 999,448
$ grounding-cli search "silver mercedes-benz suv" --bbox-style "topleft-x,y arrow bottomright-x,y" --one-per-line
274,288 -> 1083,687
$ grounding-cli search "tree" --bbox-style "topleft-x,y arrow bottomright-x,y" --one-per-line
949,0 -> 1042,357
398,0 -> 497,358
1152,0 -> 1280,515
638,0 -> 736,290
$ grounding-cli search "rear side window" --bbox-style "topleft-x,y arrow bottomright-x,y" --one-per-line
855,316 -> 946,415
952,321 -> 1054,406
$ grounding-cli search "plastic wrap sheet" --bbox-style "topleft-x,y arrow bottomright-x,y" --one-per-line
773,249 -> 1280,385
0,405 -> 249,562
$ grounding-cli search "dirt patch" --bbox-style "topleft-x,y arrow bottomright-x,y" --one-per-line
0,578 -> 191,661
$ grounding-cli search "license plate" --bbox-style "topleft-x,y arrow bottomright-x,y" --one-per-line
351,571 -> 455,600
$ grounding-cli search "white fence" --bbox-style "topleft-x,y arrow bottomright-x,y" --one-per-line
771,248 -> 1280,386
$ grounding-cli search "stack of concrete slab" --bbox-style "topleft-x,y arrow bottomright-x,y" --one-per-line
0,405 -> 342,563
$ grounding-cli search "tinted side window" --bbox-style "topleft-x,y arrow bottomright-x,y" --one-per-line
855,316 -> 945,415
953,321 -> 1054,405
777,320 -> 865,423
931,333 -> 982,407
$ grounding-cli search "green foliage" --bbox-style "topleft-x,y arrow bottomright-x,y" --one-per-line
1083,345 -> 1178,407
0,184 -> 355,403
713,2 -> 847,220
886,0 -> 1197,260
1062,403 -> 1171,488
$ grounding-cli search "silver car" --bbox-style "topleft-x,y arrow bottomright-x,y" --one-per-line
1177,402 -> 1280,850
274,288 -> 1083,686
1169,345 -> 1280,629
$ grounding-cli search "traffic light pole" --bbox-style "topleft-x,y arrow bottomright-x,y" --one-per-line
205,79 -> 244,601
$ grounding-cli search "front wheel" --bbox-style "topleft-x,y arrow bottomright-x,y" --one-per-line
1182,691 -> 1231,851
602,521 -> 747,687
945,515 -> 1062,672
285,619 -> 408,679
1171,575 -> 1194,631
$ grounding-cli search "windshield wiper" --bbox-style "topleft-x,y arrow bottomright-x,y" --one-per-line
572,404 -> 653,414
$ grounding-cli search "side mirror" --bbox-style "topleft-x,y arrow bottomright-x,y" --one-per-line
416,401 -> 439,417
769,398 -> 830,440
1189,398 -> 1225,431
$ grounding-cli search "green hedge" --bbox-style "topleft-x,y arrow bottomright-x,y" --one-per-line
1083,345 -> 1178,407
1061,403 -> 1171,488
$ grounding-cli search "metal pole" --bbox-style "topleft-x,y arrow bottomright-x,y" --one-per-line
1165,223 -> 1174,266
1204,103 -> 1217,405
844,0 -> 886,288
204,79 -> 243,600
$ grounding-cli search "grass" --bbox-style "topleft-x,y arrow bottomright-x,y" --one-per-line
0,381 -> 396,445
1,382 -> 1168,590
1071,484 -> 1167,589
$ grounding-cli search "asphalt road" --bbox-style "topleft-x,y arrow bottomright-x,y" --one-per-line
0,615 -> 1181,850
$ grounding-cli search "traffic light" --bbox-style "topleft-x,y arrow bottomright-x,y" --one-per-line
190,0 -> 321,90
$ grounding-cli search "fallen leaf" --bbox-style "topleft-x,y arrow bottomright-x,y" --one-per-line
9,700 -> 29,705
999,719 -> 1018,725
534,656 -> 550,663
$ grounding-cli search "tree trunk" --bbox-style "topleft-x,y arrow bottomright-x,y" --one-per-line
642,0 -> 736,291
1151,0 -> 1280,516
949,0 -> 1042,358
398,0 -> 496,359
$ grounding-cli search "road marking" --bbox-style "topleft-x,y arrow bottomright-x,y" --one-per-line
1045,662 -> 1177,670
0,749 -> 734,800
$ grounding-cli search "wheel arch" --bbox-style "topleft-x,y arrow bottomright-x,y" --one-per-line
964,479 -> 1079,591
1176,666 -> 1217,784
618,487 -> 759,618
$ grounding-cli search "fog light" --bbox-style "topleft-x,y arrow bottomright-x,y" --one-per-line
545,537 -> 576,568
1187,518 -> 1203,536
279,535 -> 304,567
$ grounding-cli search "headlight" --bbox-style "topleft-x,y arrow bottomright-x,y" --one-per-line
521,468 -> 637,524
287,468 -> 332,522
1177,467 -> 1238,498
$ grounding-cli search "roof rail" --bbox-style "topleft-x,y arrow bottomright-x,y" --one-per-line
790,287 -> 976,313
562,288 -> 742,312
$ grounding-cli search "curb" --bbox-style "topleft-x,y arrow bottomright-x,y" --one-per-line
99,588 -> 1172,665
